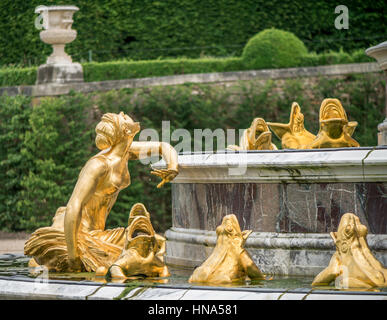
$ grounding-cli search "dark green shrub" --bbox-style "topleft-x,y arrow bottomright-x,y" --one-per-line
1,1 -> 386,66
17,93 -> 96,230
0,72 -> 384,232
242,29 -> 308,69
0,67 -> 37,86
0,95 -> 32,231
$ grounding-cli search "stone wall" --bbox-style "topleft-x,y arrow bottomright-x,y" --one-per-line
0,62 -> 380,97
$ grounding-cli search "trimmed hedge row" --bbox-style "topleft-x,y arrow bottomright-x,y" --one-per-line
0,0 -> 386,65
0,49 -> 374,87
0,72 -> 385,232
0,67 -> 38,87
83,57 -> 245,82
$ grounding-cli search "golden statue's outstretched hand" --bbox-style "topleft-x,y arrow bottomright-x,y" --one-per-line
151,168 -> 178,188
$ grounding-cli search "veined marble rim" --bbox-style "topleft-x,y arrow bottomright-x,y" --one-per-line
153,147 -> 387,183
165,228 -> 387,251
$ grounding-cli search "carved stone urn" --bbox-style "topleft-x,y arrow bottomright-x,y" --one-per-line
366,41 -> 387,145
35,5 -> 83,84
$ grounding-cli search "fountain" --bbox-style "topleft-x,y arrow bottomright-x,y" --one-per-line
1,102 -> 387,299
155,98 -> 387,280
1,6 -> 387,301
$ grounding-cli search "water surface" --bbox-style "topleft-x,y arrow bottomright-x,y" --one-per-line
1,254 -> 385,293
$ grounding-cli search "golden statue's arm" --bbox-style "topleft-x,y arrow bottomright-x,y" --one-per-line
65,158 -> 108,269
128,141 -> 179,188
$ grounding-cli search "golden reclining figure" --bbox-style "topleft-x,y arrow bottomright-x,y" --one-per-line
25,112 -> 178,273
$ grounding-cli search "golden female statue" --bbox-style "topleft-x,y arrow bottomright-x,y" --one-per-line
24,112 -> 178,273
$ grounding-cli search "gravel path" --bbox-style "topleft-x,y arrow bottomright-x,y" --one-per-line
0,232 -> 30,254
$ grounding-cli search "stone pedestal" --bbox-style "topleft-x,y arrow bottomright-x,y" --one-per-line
35,5 -> 83,85
37,63 -> 83,84
153,148 -> 387,276
378,119 -> 387,145
366,41 -> 387,145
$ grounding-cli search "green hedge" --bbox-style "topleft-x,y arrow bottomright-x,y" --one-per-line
0,72 -> 385,233
242,29 -> 308,69
0,67 -> 38,87
0,49 -> 375,87
83,57 -> 245,82
0,0 -> 386,66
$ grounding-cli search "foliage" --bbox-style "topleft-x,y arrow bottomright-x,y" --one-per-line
0,67 -> 38,87
82,57 -> 244,82
0,72 -> 384,232
242,29 -> 308,69
0,95 -> 32,231
298,49 -> 373,67
0,0 -> 386,66
0,49 -> 375,87
17,93 -> 96,230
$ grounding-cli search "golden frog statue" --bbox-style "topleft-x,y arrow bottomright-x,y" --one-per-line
312,213 -> 387,288
188,214 -> 265,284
96,203 -> 169,279
306,98 -> 359,149
228,118 -> 277,151
267,102 -> 316,149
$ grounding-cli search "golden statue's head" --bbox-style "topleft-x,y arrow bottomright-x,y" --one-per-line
95,112 -> 140,150
320,99 -> 348,122
216,214 -> 252,247
319,99 -> 349,139
125,214 -> 157,257
313,212 -> 387,288
188,214 -> 263,284
247,118 -> 275,150
331,213 -> 368,252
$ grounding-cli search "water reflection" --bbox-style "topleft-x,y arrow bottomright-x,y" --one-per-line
0,254 -> 385,293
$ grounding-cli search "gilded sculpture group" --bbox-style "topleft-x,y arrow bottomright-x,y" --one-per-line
228,98 -> 359,151
24,99 -> 387,289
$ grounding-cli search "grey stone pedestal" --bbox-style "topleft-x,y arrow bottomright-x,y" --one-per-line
36,63 -> 83,85
378,119 -> 387,145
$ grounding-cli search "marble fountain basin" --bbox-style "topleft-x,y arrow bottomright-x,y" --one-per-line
1,147 -> 387,300
153,147 -> 387,276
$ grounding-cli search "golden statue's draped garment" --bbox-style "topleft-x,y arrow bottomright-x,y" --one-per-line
25,154 -> 130,272
24,112 -> 178,273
